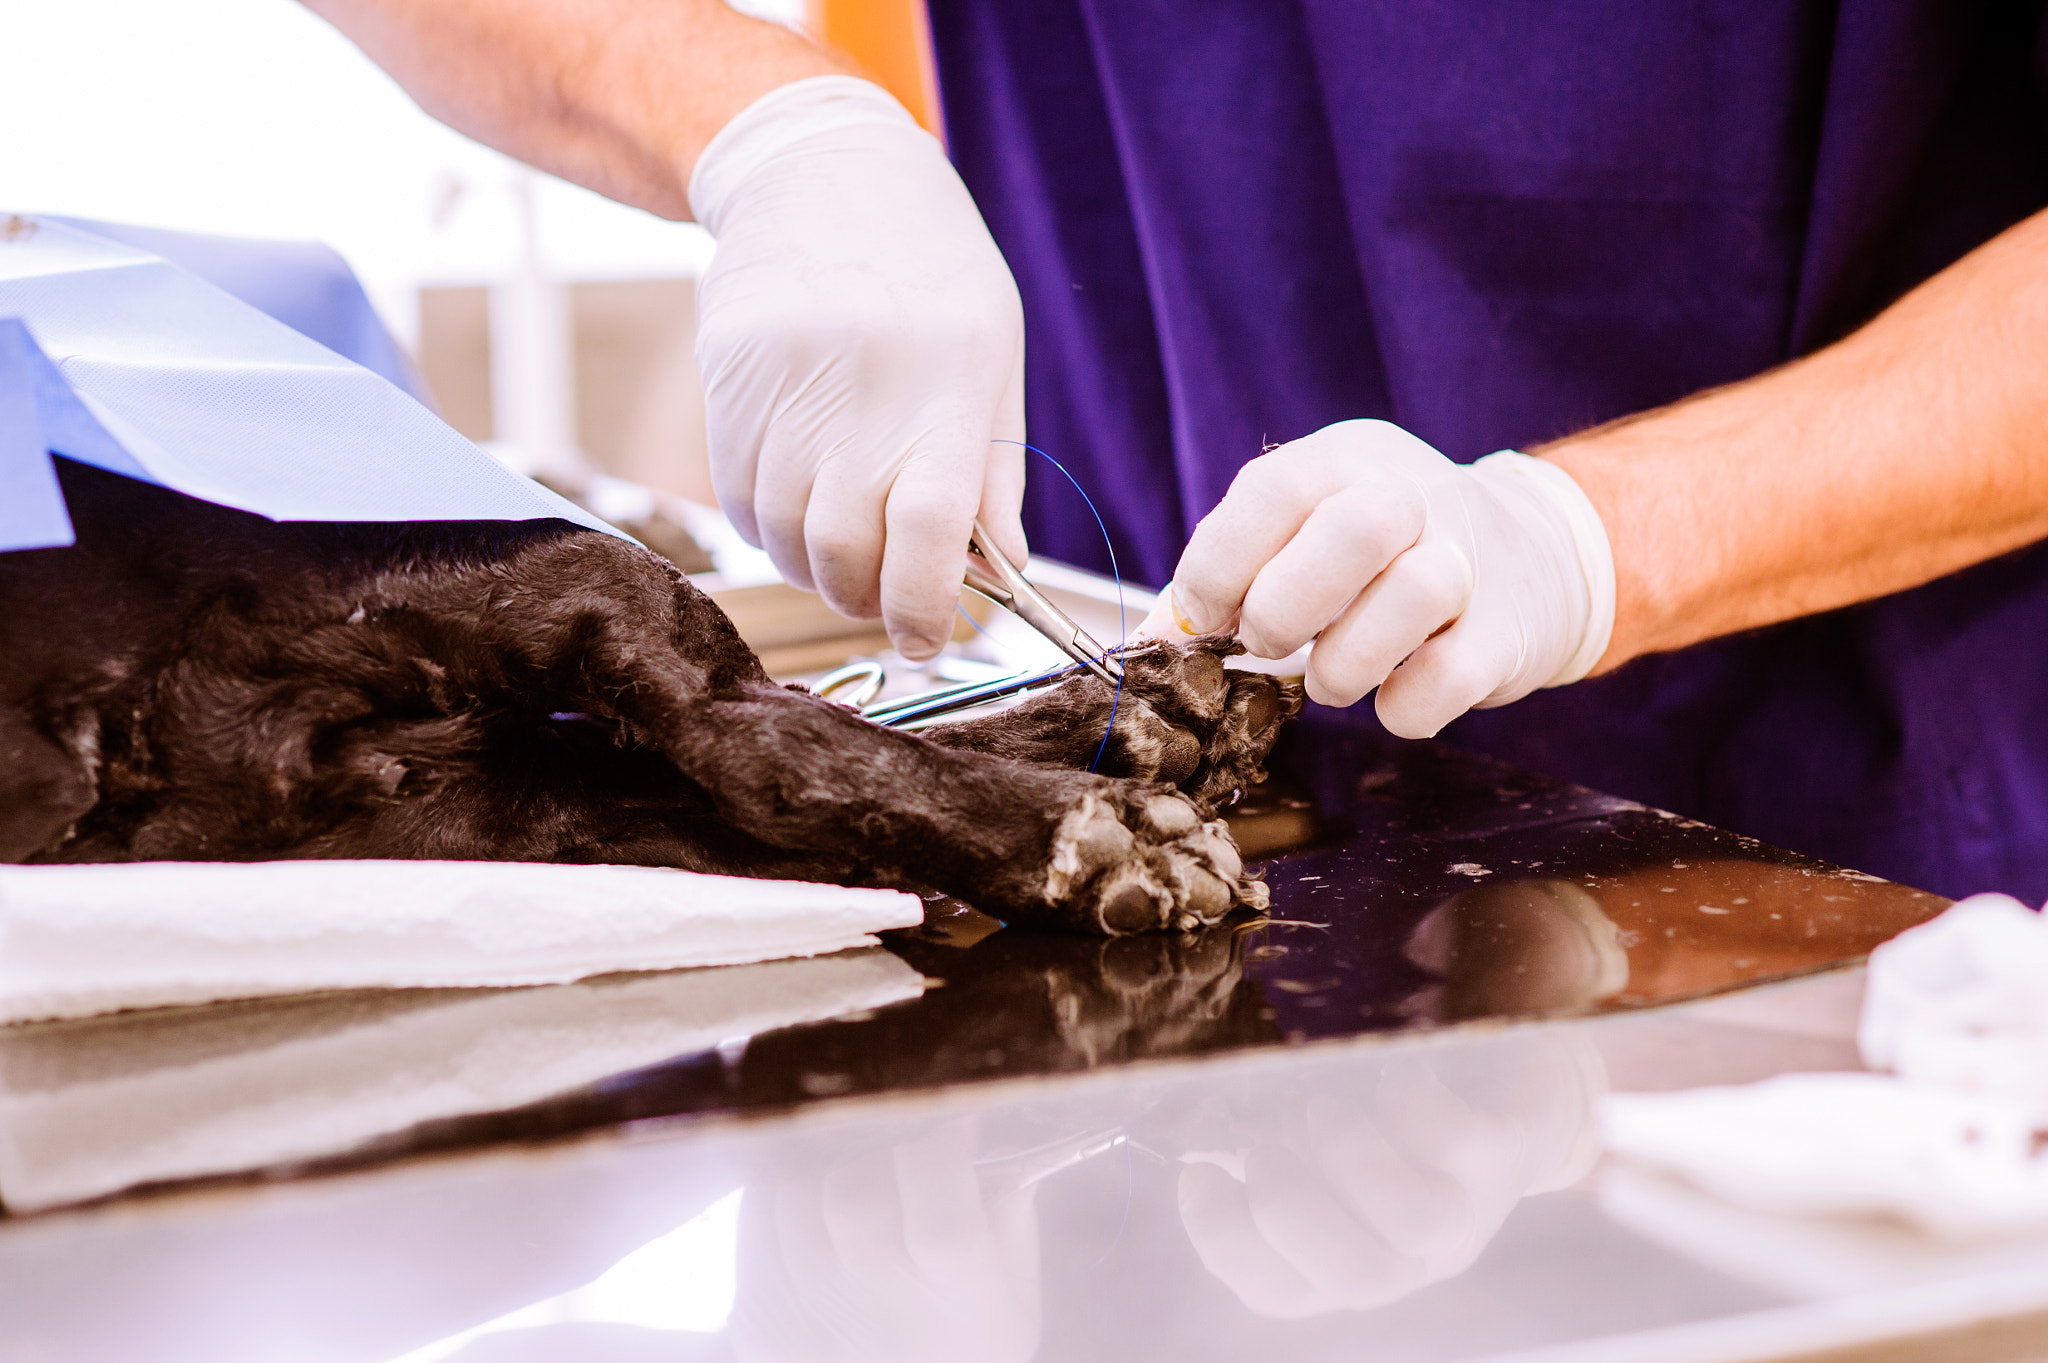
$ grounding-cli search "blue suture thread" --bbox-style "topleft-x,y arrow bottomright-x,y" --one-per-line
955,602 -> 996,643
992,440 -> 1125,772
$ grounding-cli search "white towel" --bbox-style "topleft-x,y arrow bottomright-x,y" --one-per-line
1600,893 -> 2048,1239
1859,892 -> 2048,1100
0,948 -> 924,1212
0,860 -> 924,1024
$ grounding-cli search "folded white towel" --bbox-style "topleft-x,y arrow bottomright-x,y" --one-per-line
1599,893 -> 2048,1239
1859,892 -> 2048,1102
0,948 -> 924,1212
0,861 -> 924,1023
1601,1071 -> 2048,1239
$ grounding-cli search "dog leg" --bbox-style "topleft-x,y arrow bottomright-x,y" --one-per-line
609,673 -> 1255,932
32,516 -> 1260,934
922,638 -> 1302,808
346,542 -> 1241,931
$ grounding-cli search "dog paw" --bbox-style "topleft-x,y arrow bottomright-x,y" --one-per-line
1109,638 -> 1302,809
917,637 -> 1300,811
1042,784 -> 1268,935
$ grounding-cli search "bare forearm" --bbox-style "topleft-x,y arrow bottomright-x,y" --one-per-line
300,0 -> 847,220
1542,207 -> 2048,671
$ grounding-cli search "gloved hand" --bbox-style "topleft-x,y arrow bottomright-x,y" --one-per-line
690,76 -> 1027,660
1136,420 -> 1614,738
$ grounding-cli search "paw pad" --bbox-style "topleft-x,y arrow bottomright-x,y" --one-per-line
1109,638 -> 1303,808
1046,785 -> 1264,935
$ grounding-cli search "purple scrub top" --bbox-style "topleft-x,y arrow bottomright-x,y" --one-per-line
927,0 -> 2048,901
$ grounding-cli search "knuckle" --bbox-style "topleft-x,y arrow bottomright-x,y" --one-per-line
1318,417 -> 1399,453
926,292 -> 1017,346
1228,447 -> 1302,494
1419,573 -> 1467,623
1404,542 -> 1473,613
803,498 -> 871,552
887,488 -> 973,544
1332,481 -> 1425,556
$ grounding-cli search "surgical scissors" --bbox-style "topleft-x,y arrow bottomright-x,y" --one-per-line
962,518 -> 1123,686
858,519 -> 1126,729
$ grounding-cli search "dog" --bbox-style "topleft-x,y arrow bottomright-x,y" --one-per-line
0,459 -> 1300,934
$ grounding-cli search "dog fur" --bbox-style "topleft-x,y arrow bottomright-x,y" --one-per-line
0,461 -> 1300,933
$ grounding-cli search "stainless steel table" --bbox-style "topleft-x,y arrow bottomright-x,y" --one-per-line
6,737 -> 2032,1363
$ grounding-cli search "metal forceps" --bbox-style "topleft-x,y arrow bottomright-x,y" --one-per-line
857,519 -> 1124,729
962,519 -> 1123,686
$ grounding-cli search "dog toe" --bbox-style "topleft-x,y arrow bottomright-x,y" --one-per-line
1098,701 -> 1202,784
1240,682 -> 1282,736
1182,865 -> 1233,922
1155,727 -> 1202,784
1201,820 -> 1243,881
1042,783 -> 1263,935
1109,640 -> 1303,811
1097,865 -> 1171,933
1141,793 -> 1201,838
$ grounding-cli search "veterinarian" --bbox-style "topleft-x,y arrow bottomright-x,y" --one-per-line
314,1 -> 2048,905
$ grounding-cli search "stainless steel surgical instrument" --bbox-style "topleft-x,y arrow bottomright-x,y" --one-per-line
857,519 -> 1127,729
961,518 -> 1123,686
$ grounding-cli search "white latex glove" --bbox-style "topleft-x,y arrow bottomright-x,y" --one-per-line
1136,420 -> 1614,738
691,76 -> 1027,659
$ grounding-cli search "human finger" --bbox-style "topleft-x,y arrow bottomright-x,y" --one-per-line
1243,1145 -> 1426,1311
1304,1096 -> 1475,1269
703,385 -> 770,551
976,365 -> 1030,569
1373,616 -> 1519,740
1302,539 -> 1472,710
1168,442 -> 1353,634
818,1152 -> 924,1297
805,445 -> 891,620
892,1124 -> 1000,1282
753,417 -> 828,593
1178,1161 -> 1331,1319
879,440 -> 982,659
974,451 -> 1029,583
1236,475 -> 1428,659
1130,593 -> 1186,642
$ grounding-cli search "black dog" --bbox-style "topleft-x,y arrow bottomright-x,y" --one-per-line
0,460 -> 1299,934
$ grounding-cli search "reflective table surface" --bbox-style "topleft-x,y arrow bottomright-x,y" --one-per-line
6,734 -> 2025,1363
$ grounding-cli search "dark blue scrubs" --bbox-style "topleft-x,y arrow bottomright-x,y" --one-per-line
927,0 -> 2048,900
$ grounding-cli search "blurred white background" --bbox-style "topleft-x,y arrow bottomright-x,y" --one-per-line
0,0 -> 800,350
0,0 -> 1047,671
